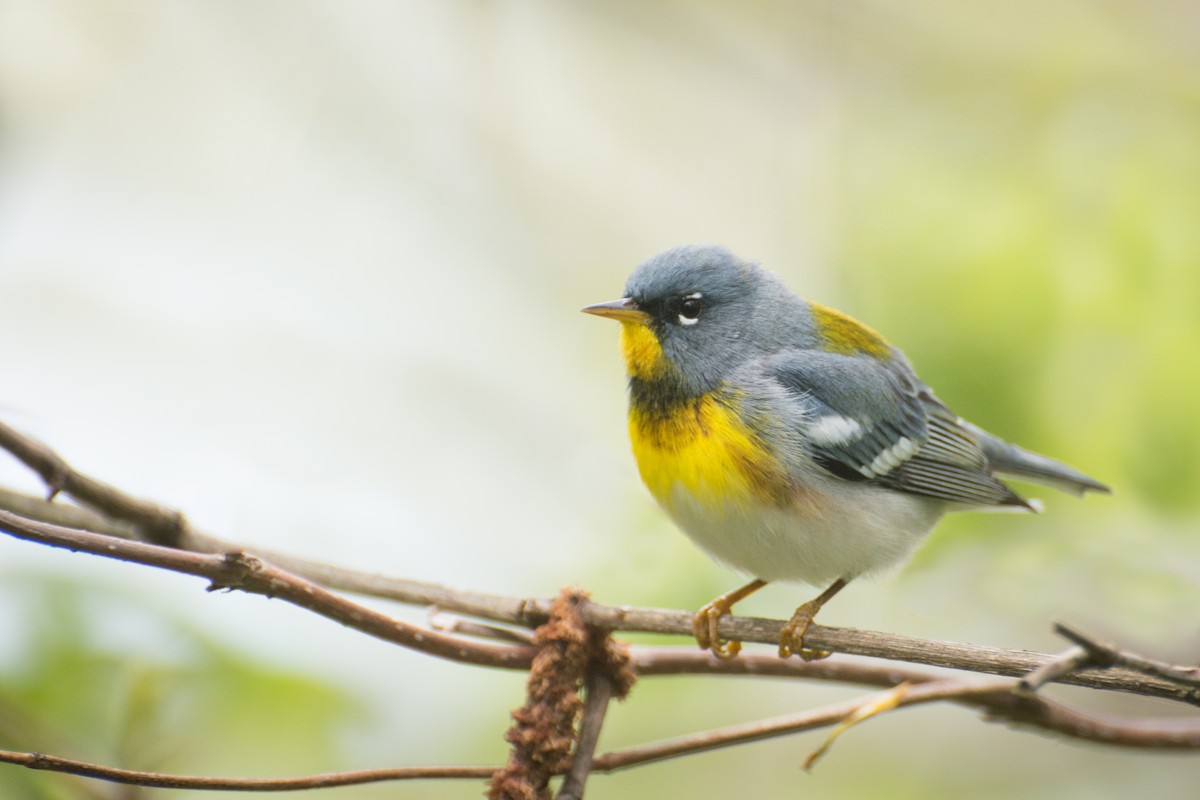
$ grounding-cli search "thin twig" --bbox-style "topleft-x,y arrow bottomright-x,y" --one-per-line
591,675 -> 1200,774
1018,646 -> 1094,693
0,693 -> 120,797
557,670 -> 615,800
428,609 -> 536,644
0,419 -> 190,545
0,749 -> 495,791
0,485 -> 135,539
591,679 -> 1014,771
1054,622 -> 1200,688
629,651 -> 1200,754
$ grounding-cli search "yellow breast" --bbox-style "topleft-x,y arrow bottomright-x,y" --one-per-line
629,393 -> 790,511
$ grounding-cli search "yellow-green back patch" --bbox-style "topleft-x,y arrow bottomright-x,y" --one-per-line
811,302 -> 892,359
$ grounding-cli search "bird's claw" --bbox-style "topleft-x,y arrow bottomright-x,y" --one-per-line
693,599 -> 743,659
778,603 -> 831,661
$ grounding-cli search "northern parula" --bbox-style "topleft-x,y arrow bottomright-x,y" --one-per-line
583,245 -> 1110,660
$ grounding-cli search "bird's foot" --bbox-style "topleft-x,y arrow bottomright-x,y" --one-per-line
692,578 -> 768,659
777,578 -> 847,660
777,601 -> 830,661
693,598 -> 743,659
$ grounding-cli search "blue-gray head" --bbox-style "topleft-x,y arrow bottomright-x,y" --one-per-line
583,245 -> 807,398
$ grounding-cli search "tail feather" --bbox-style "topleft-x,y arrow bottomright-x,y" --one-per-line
962,422 -> 1112,497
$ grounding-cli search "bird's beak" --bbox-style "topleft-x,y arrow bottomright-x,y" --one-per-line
581,297 -> 650,323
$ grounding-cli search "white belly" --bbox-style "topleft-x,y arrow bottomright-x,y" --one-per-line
663,482 -> 944,586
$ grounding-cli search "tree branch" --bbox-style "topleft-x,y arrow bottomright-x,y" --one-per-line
0,509 -> 535,671
4,474 -> 1195,705
3,420 -> 1195,706
1,498 -> 1198,706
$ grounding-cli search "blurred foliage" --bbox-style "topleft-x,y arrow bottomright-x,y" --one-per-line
829,4 -> 1200,517
0,574 -> 363,799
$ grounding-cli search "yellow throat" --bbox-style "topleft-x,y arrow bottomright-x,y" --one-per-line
618,319 -> 668,381
619,320 -> 788,510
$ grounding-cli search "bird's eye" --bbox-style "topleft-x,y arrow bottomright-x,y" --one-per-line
677,294 -> 704,326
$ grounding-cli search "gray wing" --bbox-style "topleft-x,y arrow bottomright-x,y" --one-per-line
763,350 -> 1031,509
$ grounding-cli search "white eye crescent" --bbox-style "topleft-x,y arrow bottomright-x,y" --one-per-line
678,292 -> 703,325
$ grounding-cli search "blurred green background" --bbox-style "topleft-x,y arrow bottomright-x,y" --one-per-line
1,1 -> 1198,798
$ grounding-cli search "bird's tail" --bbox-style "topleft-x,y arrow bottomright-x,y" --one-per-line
962,422 -> 1112,497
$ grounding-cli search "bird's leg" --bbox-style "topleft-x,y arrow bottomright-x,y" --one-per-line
693,579 -> 768,659
778,578 -> 848,660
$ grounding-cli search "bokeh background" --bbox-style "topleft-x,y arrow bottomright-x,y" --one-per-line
2,2 -> 1199,798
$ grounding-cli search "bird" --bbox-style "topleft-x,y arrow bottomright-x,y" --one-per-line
583,244 -> 1110,660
